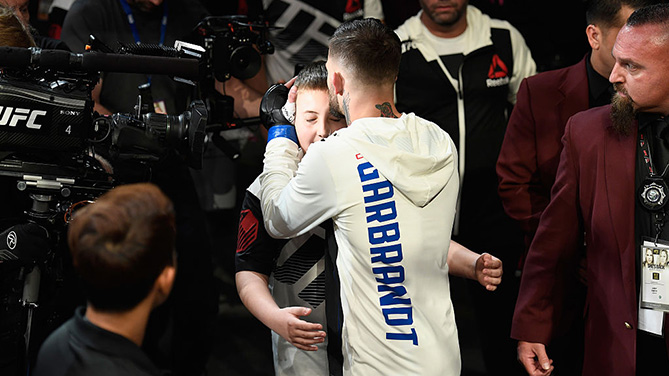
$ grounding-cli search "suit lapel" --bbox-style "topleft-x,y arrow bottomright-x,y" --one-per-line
605,124 -> 637,316
558,58 -> 589,126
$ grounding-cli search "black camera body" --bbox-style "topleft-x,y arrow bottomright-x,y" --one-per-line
197,15 -> 274,82
0,44 -> 212,376
0,48 -> 208,191
0,76 -> 93,154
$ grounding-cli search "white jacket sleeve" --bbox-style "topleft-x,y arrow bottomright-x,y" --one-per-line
508,26 -> 536,105
259,138 -> 339,239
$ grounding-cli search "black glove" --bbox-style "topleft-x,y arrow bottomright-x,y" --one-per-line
259,84 -> 292,129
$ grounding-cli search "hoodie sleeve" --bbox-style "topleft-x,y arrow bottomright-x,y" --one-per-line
259,138 -> 339,239
508,25 -> 536,105
363,0 -> 384,20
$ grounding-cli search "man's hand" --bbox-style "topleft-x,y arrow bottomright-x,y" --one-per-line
260,84 -> 291,129
517,341 -> 554,376
259,78 -> 298,129
475,253 -> 503,291
272,306 -> 326,351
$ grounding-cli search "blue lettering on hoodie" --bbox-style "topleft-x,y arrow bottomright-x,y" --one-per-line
357,161 -> 418,346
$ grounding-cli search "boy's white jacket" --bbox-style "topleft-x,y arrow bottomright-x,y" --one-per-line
259,113 -> 461,375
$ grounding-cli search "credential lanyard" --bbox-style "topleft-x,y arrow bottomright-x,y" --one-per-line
119,0 -> 168,46
640,132 -> 658,176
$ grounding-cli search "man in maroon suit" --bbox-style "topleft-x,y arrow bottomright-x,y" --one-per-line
497,1 -> 651,373
498,0 -> 647,249
511,4 -> 669,376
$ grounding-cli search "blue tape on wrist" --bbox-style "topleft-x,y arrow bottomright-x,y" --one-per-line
267,125 -> 298,144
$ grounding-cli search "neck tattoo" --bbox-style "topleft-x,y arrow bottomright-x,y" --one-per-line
343,92 -> 352,125
375,102 -> 398,118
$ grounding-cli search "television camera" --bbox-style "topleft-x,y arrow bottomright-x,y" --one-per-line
0,15 -> 277,372
0,45 -> 207,373
104,15 -> 277,157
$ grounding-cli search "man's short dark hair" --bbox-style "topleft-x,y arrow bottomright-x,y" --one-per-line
67,183 -> 176,312
585,0 -> 656,28
328,18 -> 401,87
627,2 -> 669,27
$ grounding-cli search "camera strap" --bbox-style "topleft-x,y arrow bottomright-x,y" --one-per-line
119,0 -> 169,47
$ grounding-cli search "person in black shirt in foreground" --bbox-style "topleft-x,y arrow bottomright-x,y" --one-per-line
33,183 -> 176,376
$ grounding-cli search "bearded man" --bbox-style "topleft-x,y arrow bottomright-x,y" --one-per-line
511,4 -> 669,376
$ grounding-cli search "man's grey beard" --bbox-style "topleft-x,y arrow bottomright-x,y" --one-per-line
610,91 -> 636,136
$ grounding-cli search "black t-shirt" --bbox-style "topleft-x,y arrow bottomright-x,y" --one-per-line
61,0 -> 208,114
235,185 -> 344,375
235,187 -> 286,275
33,306 -> 165,376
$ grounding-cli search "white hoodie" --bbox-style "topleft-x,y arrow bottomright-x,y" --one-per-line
259,113 -> 461,375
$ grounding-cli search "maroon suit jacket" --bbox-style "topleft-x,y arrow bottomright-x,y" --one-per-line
497,57 -> 589,245
511,106 -> 669,375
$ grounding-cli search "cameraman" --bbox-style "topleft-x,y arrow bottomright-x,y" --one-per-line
33,183 -> 176,376
61,2 -> 217,376
61,0 -> 207,115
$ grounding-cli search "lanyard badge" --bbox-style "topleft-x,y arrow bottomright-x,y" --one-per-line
639,239 -> 668,336
640,177 -> 669,211
641,239 -> 669,312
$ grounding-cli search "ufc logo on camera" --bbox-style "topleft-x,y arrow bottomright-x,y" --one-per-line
0,106 -> 47,131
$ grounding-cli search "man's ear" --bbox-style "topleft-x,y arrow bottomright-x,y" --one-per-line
153,265 -> 176,306
586,24 -> 601,50
332,71 -> 345,96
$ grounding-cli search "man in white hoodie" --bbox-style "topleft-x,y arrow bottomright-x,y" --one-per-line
394,1 -> 535,374
259,18 -> 462,375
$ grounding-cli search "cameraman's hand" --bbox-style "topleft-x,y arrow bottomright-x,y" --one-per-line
259,78 -> 297,129
270,306 -> 326,351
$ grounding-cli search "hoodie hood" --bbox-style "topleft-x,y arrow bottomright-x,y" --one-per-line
337,113 -> 458,208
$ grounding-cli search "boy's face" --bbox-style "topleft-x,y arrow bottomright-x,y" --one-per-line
294,89 -> 345,152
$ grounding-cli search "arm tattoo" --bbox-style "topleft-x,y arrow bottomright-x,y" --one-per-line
375,102 -> 398,118
343,92 -> 352,125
